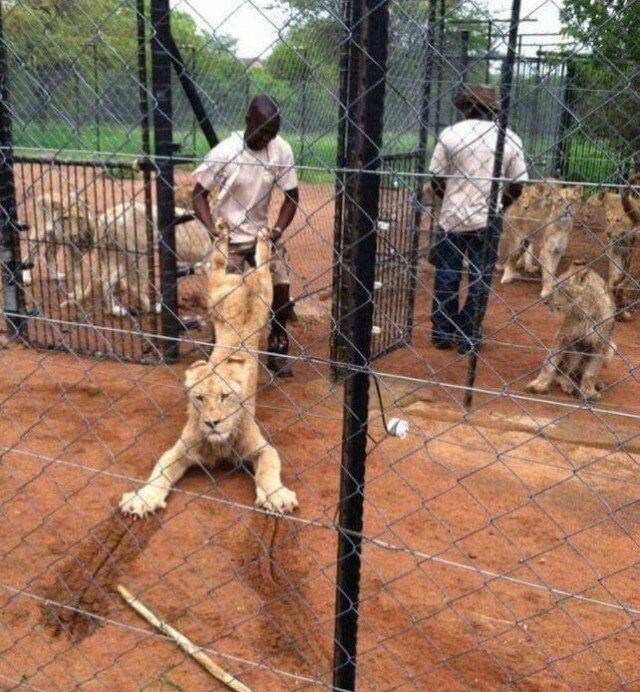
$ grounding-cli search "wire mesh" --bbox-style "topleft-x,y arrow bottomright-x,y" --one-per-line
1,0 -> 640,690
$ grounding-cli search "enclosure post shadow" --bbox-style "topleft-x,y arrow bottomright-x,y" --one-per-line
331,1 -> 390,689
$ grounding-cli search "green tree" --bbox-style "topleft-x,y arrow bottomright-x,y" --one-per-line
560,0 -> 640,169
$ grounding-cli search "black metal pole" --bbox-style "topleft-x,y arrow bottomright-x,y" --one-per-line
300,50 -> 308,178
93,43 -> 100,151
332,2 -> 390,689
330,0 -> 359,380
165,32 -> 218,149
552,58 -> 575,178
463,0 -> 522,411
485,21 -> 492,83
418,0 -> 438,272
417,0 -> 438,162
150,0 -> 179,361
433,0 -> 445,133
460,29 -> 470,85
0,0 -> 25,340
137,0 -> 159,337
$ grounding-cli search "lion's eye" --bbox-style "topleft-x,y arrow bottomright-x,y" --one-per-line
220,392 -> 230,403
194,394 -> 205,403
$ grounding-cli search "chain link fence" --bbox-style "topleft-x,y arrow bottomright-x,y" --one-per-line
1,0 -> 640,689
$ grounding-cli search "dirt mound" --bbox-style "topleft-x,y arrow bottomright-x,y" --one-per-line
39,512 -> 160,642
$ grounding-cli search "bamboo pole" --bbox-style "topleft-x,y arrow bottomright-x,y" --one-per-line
117,585 -> 251,692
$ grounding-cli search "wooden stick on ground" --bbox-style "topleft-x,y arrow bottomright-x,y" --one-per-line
117,585 -> 251,692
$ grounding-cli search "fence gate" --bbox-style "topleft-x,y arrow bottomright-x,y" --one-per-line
331,151 -> 423,370
371,151 -> 423,358
13,157 -> 166,363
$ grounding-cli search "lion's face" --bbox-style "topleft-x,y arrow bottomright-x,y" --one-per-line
46,195 -> 94,246
518,183 -> 555,215
589,192 -> 633,237
185,358 -> 249,442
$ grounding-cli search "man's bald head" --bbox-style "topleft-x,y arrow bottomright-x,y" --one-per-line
245,94 -> 281,151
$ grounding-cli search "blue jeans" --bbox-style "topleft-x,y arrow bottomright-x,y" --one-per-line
431,222 -> 500,346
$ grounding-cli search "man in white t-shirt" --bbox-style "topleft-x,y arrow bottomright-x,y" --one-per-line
192,94 -> 300,377
428,84 -> 528,354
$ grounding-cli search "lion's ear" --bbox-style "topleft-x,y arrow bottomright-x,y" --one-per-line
534,182 -> 547,196
185,360 -> 210,388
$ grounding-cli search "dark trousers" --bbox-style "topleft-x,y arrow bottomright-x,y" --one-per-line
430,222 -> 500,347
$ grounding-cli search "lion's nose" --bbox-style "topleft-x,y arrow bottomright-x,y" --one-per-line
206,420 -> 220,430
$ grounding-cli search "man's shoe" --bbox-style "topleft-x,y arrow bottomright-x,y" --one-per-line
432,340 -> 453,350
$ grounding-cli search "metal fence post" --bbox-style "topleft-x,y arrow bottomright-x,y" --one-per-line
463,0 -> 522,411
460,29 -> 470,85
330,0 -> 360,381
332,1 -> 390,689
553,58 -> 576,178
0,0 -> 26,340
150,0 -> 179,361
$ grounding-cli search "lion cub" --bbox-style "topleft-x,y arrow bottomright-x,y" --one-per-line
525,261 -> 615,401
120,228 -> 298,518
501,182 -> 584,299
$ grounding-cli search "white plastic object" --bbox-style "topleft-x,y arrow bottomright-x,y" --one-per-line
373,281 -> 383,290
371,325 -> 382,335
377,220 -> 390,232
386,417 -> 409,439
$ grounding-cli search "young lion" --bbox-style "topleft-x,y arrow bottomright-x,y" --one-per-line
22,191 -> 95,292
500,182 -> 584,298
525,261 -> 615,401
119,354 -> 298,518
120,227 -> 298,517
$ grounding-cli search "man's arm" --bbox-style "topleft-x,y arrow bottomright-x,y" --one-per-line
270,187 -> 299,242
192,183 -> 219,238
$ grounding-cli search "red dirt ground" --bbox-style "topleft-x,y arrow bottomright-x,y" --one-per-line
1,178 -> 640,690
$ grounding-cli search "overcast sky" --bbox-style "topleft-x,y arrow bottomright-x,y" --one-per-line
173,0 -> 566,58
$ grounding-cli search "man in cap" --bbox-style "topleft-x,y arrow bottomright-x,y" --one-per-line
192,94 -> 299,378
429,84 -> 528,354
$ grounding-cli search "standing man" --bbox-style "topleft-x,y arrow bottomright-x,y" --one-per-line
192,94 -> 299,378
429,84 -> 528,354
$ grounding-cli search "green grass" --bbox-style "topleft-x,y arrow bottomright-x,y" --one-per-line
12,121 -> 626,188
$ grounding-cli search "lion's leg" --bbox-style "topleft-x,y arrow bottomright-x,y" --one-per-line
45,237 -> 65,281
499,224 -> 523,284
557,351 -> 582,395
120,438 -> 194,519
526,352 -> 563,394
100,258 -> 129,317
538,242 -> 563,300
577,354 -> 605,401
240,419 -> 298,514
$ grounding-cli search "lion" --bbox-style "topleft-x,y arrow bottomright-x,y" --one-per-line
120,226 -> 298,518
63,202 -> 218,317
613,179 -> 640,320
498,182 -> 556,276
500,182 -> 584,299
200,221 -> 273,351
22,191 -> 95,294
119,354 -> 298,518
525,260 -> 615,401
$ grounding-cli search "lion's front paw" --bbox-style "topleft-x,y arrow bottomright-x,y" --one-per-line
120,487 -> 167,519
256,486 -> 299,514
525,378 -> 548,394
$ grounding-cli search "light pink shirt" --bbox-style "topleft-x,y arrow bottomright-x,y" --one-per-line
429,119 -> 528,233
